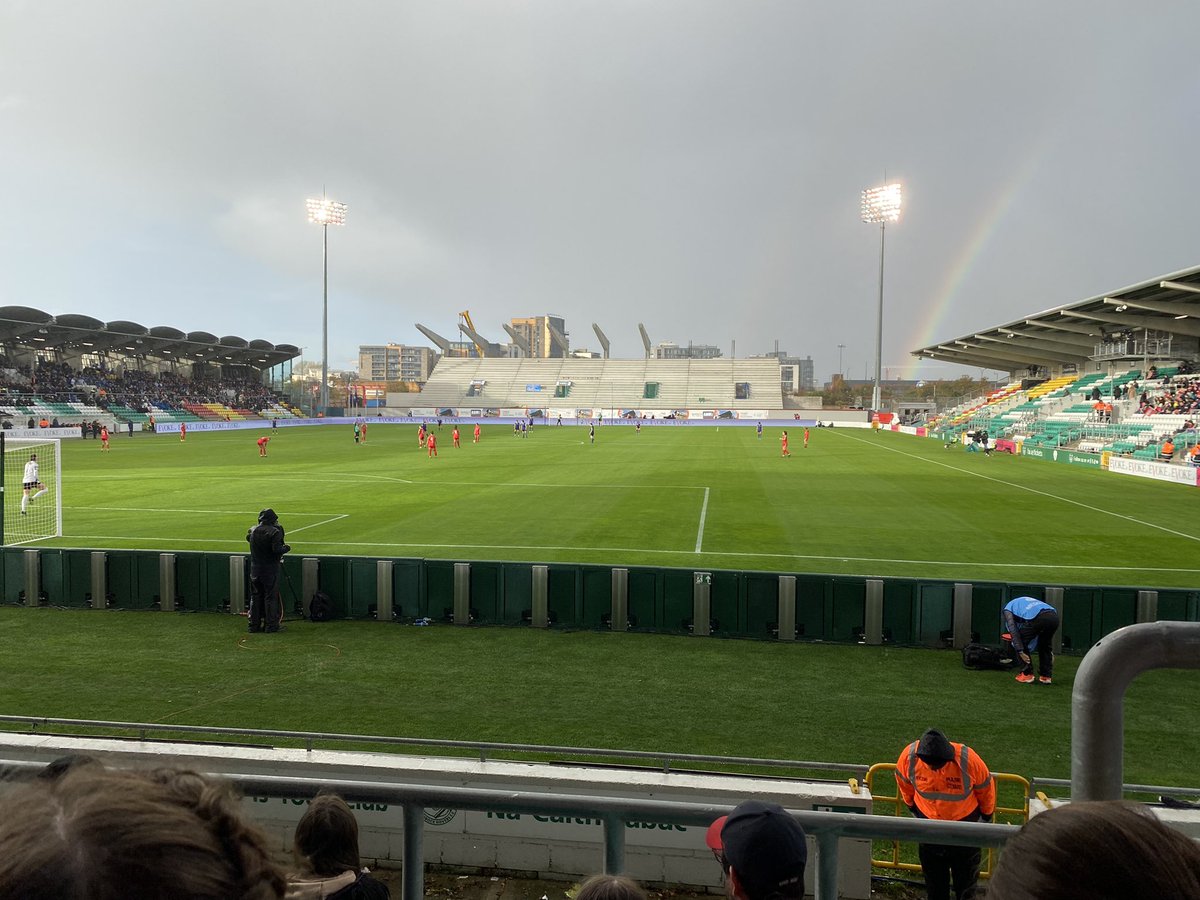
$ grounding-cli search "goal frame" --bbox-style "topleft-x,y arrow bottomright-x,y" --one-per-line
2,433 -> 63,546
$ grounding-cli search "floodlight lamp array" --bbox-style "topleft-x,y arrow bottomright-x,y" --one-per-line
861,183 -> 902,224
306,198 -> 348,226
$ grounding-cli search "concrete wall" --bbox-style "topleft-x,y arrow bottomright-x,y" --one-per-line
0,733 -> 871,897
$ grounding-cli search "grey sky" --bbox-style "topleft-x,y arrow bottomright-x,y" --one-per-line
2,1 -> 1197,382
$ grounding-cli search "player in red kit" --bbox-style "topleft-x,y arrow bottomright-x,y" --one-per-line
473,423 -> 481,443
804,427 -> 810,449
453,426 -> 461,447
257,435 -> 269,457
100,426 -> 110,451
179,422 -> 186,442
418,424 -> 426,447
427,432 -> 438,457
781,431 -> 790,457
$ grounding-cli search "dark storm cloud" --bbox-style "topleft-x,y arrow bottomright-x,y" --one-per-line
1,1 -> 1196,380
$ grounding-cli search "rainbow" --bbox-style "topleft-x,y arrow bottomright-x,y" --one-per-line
903,146 -> 1047,378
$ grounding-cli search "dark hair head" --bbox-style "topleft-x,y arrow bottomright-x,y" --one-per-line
988,801 -> 1200,900
293,793 -> 361,877
574,874 -> 648,900
0,766 -> 286,900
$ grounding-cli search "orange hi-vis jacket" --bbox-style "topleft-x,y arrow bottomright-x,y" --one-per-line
895,741 -> 996,822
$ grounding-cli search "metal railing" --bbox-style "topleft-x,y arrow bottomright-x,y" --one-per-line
0,715 -> 867,779
0,761 -> 1016,900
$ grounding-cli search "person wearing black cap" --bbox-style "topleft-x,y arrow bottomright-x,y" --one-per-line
705,800 -> 807,900
247,508 -> 290,633
895,729 -> 995,900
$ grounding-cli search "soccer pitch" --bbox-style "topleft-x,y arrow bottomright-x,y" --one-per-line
43,422 -> 1200,589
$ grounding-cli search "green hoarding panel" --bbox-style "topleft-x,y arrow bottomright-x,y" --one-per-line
61,550 -> 93,608
0,549 -> 13,607
425,562 -> 456,620
743,573 -> 777,639
469,562 -> 502,624
37,550 -> 63,607
627,568 -> 659,630
280,557 -> 303,615
831,580 -> 866,642
1156,590 -> 1194,622
347,559 -> 377,618
1061,588 -> 1098,652
173,553 -> 204,611
882,580 -> 917,645
547,566 -> 580,627
105,551 -> 158,609
501,564 -> 531,625
661,570 -> 692,634
392,559 -> 424,619
581,566 -> 612,627
1098,589 -> 1137,641
202,554 -> 230,611
709,570 -> 741,637
317,557 -> 351,619
917,582 -> 952,645
971,584 -> 1006,643
795,576 -> 827,639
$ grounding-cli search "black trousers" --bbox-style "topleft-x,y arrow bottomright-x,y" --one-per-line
248,568 -> 281,632
918,841 -> 982,900
1017,609 -> 1059,677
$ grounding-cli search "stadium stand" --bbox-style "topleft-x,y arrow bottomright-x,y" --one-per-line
416,357 -> 783,411
925,367 -> 1200,464
0,359 -> 301,429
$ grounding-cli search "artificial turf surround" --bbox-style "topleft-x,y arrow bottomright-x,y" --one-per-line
1,422 -> 1197,790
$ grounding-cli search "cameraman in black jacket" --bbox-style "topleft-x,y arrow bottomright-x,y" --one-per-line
247,508 -> 290,633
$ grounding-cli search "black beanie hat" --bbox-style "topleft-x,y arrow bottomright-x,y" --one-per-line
916,728 -> 955,763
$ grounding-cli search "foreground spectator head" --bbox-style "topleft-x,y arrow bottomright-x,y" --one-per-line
988,800 -> 1200,899
292,792 -> 362,876
574,873 -> 649,900
0,766 -> 286,900
706,800 -> 807,900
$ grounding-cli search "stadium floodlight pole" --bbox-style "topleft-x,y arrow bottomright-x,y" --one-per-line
861,183 -> 902,412
306,195 -> 348,414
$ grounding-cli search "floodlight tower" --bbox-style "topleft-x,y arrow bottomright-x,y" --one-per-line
860,182 -> 902,412
306,195 -> 348,413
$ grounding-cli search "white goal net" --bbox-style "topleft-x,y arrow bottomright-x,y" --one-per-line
3,436 -> 62,545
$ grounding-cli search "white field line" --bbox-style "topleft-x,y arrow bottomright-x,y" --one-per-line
288,514 -> 349,535
55,534 -> 1200,575
695,487 -> 709,553
834,430 -> 1200,544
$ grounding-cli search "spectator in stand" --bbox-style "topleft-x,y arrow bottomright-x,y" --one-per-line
987,801 -> 1200,900
705,800 -> 807,900
574,874 -> 648,900
1190,444 -> 1200,467
0,765 -> 287,899
288,793 -> 389,899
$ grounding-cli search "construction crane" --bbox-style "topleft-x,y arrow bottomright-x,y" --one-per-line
458,311 -> 486,358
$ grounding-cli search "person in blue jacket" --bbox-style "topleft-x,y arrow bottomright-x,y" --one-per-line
1003,597 -> 1059,684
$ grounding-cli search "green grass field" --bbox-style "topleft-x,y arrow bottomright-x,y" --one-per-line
2,609 -> 1199,791
4,422 -> 1198,793
34,422 -> 1200,588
